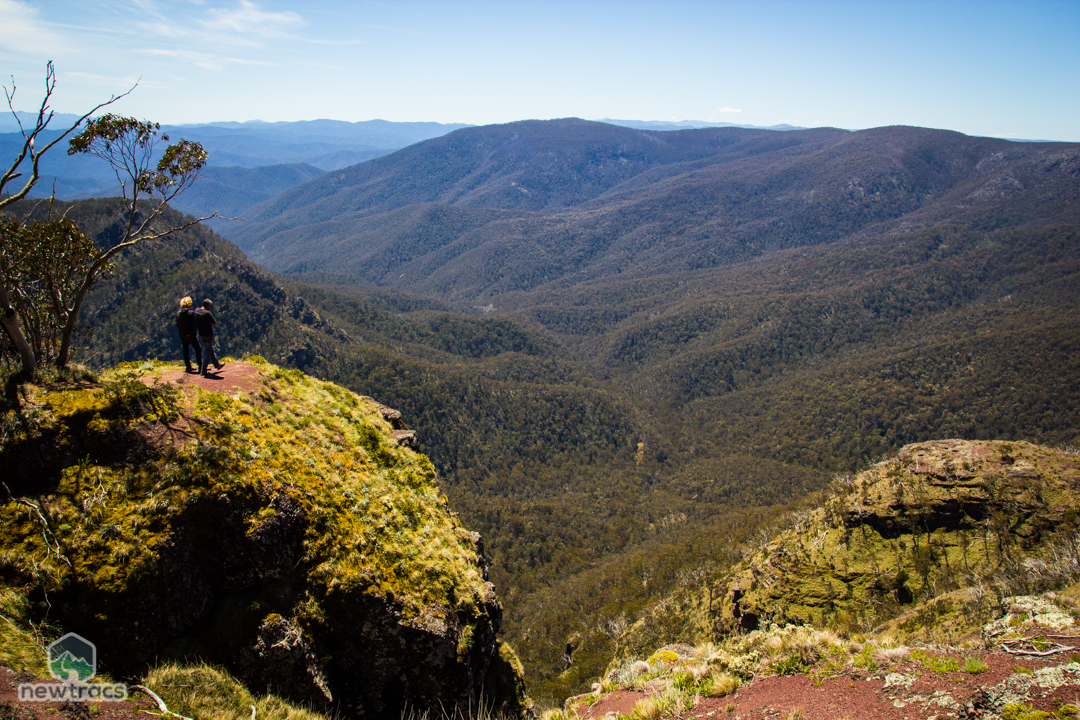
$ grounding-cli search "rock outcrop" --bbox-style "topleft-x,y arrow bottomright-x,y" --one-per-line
0,359 -> 527,718
712,439 -> 1080,639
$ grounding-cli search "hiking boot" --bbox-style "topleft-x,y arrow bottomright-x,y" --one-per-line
215,362 -> 225,370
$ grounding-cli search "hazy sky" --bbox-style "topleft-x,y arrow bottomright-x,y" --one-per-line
1,0 -> 1078,140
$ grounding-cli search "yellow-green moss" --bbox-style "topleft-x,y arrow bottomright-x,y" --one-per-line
711,440 -> 1080,641
1,359 -> 490,633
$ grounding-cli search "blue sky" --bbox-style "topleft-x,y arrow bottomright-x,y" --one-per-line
1,0 -> 1078,140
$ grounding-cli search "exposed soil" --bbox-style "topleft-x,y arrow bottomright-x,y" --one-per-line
574,649 -> 1080,720
132,362 -> 267,449
154,360 -> 265,396
0,667 -> 156,720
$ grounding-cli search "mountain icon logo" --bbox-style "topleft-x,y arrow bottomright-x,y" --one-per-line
47,633 -> 96,683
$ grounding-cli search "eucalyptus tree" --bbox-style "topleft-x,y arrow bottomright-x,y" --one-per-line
0,216 -> 104,368
1,63 -> 214,373
1,62 -> 129,373
55,115 -> 211,368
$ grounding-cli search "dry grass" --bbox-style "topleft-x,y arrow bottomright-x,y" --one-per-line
701,671 -> 740,698
0,585 -> 49,676
873,645 -> 910,662
596,625 -> 932,720
402,698 -> 522,720
628,687 -> 689,720
142,662 -> 330,720
539,711 -> 572,720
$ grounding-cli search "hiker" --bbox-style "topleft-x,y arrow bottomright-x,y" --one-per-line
175,297 -> 202,373
194,299 -> 225,376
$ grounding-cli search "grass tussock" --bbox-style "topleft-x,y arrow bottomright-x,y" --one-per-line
627,686 -> 691,720
0,585 -> 49,676
594,627 -> 922,720
142,662 -> 330,720
539,711 -> 573,720
400,699 -> 523,720
963,656 -> 990,674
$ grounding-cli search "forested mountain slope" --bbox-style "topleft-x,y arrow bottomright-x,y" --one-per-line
79,163 -> 329,236
232,121 -> 1080,303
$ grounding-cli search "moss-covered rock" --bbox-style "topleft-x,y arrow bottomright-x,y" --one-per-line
711,439 -> 1080,640
0,358 -> 527,718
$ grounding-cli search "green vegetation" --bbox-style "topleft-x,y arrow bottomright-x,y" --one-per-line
1002,704 -> 1053,720
571,626 -> 921,720
698,440 -> 1080,649
911,650 -> 960,674
962,656 -> 989,674
144,663 -> 330,720
0,216 -> 107,368
0,585 -> 49,676
6,196 -> 1079,705
0,357 -> 522,715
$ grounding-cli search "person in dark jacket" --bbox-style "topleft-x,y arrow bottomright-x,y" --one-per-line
194,299 -> 225,376
175,296 -> 202,373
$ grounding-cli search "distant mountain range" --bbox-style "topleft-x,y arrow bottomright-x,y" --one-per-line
0,116 -> 470,224
0,113 -> 470,168
221,119 -> 1080,701
230,119 -> 1080,302
598,118 -> 806,131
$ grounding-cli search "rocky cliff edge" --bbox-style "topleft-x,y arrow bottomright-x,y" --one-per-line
0,358 -> 528,718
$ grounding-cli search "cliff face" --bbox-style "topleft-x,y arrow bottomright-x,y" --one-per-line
712,439 -> 1080,640
0,359 -> 527,718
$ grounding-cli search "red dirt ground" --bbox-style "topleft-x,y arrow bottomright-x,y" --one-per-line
573,648 -> 1080,720
133,361 -> 267,448
153,360 -> 265,396
0,667 -> 157,720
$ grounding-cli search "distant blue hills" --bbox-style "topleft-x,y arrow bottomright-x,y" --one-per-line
4,112 -> 1058,238
1,114 -> 809,231
598,118 -> 806,132
0,115 -> 471,230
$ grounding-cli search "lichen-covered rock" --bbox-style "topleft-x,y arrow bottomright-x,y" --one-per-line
0,359 -> 527,718
711,439 -> 1080,640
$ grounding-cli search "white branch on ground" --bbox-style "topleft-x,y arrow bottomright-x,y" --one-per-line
131,685 -> 195,720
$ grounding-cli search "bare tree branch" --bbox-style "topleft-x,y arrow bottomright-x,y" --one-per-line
0,62 -> 136,211
130,685 -> 194,720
